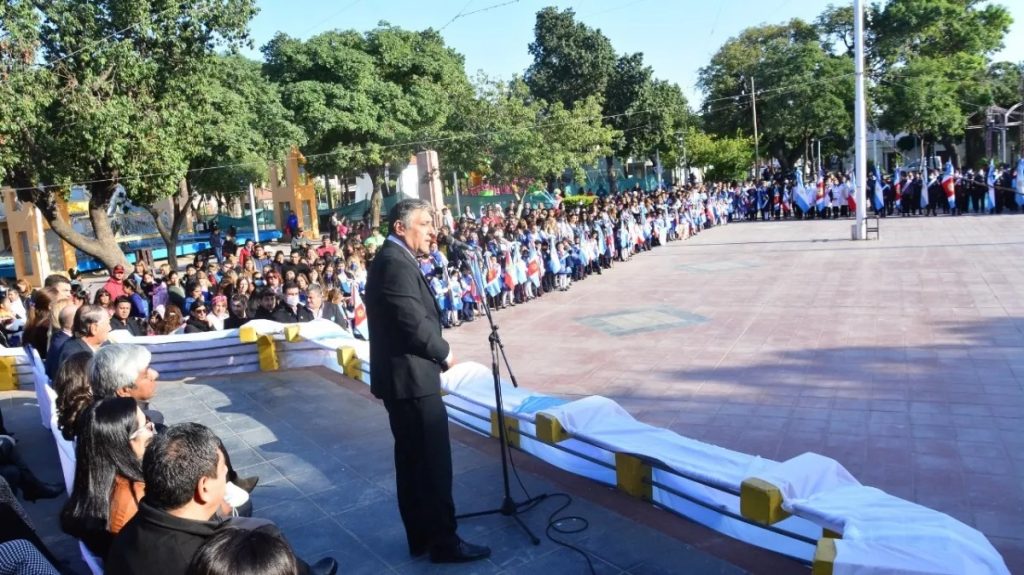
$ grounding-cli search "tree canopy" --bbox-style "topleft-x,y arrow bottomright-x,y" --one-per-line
262,24 -> 472,226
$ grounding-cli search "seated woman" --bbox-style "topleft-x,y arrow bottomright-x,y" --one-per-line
184,302 -> 215,333
61,397 -> 154,558
53,352 -> 94,442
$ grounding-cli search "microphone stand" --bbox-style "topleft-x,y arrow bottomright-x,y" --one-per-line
454,245 -> 545,545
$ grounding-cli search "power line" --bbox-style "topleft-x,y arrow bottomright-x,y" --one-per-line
440,0 -> 522,31
7,71 -> 864,194
295,0 -> 364,38
439,0 -> 476,31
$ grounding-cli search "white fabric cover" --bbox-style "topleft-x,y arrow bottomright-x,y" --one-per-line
754,452 -> 861,513
789,486 -> 1009,575
541,396 -> 774,493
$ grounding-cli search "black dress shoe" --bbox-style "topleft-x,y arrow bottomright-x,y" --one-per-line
429,539 -> 491,564
409,543 -> 428,557
309,557 -> 338,575
233,475 -> 259,493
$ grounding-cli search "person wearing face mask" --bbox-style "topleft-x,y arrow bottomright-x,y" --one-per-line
270,282 -> 313,324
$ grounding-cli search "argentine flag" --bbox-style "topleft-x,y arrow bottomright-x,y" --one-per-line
941,161 -> 956,210
985,159 -> 996,213
872,165 -> 885,213
1017,158 -> 1024,207
815,170 -> 828,212
793,170 -> 812,212
920,171 -> 930,209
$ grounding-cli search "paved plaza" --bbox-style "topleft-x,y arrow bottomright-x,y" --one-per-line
444,212 -> 1024,572
3,366 -> 802,574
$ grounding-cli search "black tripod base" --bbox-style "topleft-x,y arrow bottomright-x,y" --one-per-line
457,494 -> 547,545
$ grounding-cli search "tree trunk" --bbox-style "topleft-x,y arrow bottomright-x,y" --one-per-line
605,154 -> 618,196
367,166 -> 383,229
148,178 -> 192,271
14,171 -> 128,271
940,136 -> 961,169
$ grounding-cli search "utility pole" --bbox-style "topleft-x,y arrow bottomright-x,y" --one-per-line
751,76 -> 761,178
853,0 -> 868,239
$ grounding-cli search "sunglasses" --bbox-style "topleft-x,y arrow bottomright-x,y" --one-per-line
193,308 -> 208,314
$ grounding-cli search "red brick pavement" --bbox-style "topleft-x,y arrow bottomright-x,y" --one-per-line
443,215 -> 1024,570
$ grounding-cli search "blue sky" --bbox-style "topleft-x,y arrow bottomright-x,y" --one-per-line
245,0 -> 1024,105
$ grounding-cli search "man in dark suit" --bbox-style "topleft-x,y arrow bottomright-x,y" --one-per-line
305,285 -> 348,330
270,282 -> 313,323
366,199 -> 490,564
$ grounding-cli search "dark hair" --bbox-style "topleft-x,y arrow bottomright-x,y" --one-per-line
387,198 -> 433,235
113,295 -> 133,308
186,528 -> 298,575
93,289 -> 111,305
282,281 -> 299,293
54,352 -> 95,442
143,423 -> 220,511
44,274 -> 71,288
61,397 -> 144,541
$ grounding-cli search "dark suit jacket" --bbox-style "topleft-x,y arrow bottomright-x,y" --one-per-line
366,239 -> 449,400
313,301 -> 348,329
270,303 -> 313,324
45,330 -> 72,380
106,502 -> 285,575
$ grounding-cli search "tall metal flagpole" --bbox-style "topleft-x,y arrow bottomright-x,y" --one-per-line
853,0 -> 868,239
751,77 -> 761,177
248,183 -> 260,242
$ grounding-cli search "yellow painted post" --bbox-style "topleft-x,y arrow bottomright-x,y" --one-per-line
740,477 -> 791,525
238,325 -> 257,343
812,538 -> 837,575
283,325 -> 301,342
256,335 -> 279,371
0,356 -> 17,391
534,413 -> 569,444
615,453 -> 652,500
336,346 -> 363,381
490,412 -> 520,448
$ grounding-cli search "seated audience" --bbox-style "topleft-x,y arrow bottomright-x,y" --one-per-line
54,352 -> 95,441
184,302 -> 215,334
105,423 -> 336,575
60,397 -> 154,558
45,303 -> 78,380
110,296 -> 148,337
58,305 -> 111,365
270,282 -> 312,323
186,528 -> 298,575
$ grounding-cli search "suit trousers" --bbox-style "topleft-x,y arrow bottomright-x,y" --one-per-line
383,394 -> 458,551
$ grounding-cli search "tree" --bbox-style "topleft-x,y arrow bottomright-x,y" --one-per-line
146,55 -> 303,270
684,127 -> 754,183
602,53 -> 653,195
524,6 -> 616,109
1,0 -> 257,271
870,0 -> 1013,168
263,24 -> 473,227
698,19 -> 854,170
437,76 -> 613,210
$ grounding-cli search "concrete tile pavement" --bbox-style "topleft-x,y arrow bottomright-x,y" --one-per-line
2,366 -> 788,574
444,213 -> 1024,572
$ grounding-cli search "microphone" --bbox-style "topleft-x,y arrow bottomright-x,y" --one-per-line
445,236 -> 478,253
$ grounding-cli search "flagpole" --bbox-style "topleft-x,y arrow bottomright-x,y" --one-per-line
853,0 -> 868,239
